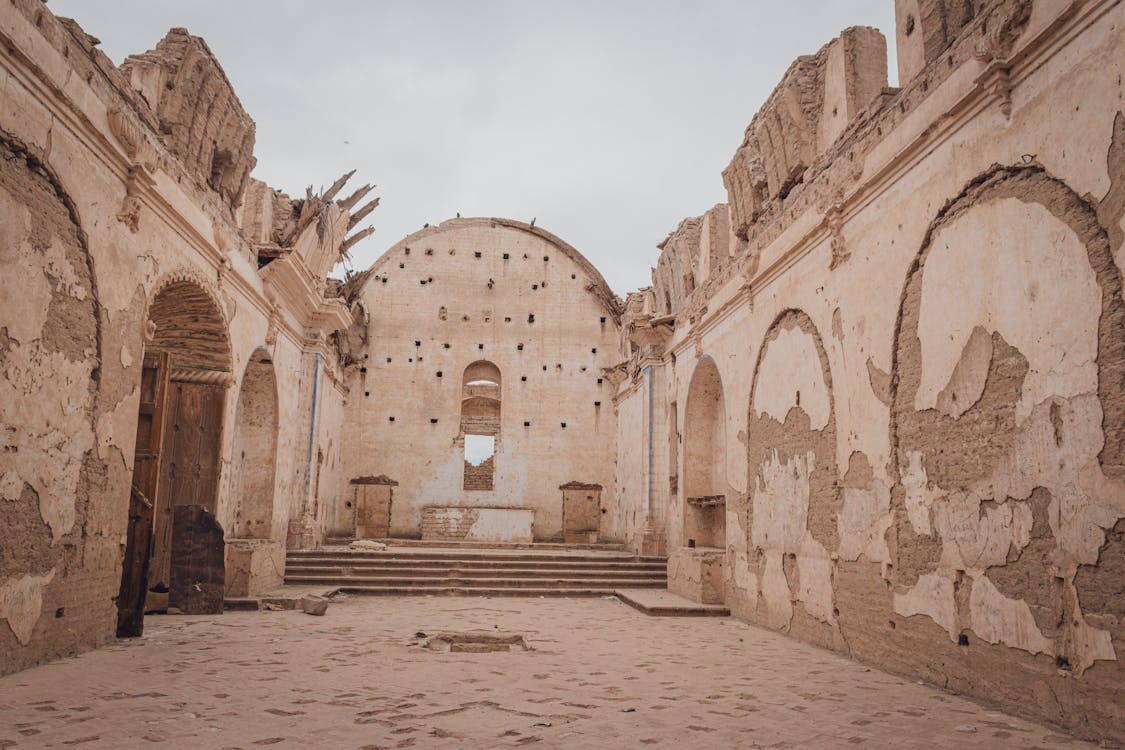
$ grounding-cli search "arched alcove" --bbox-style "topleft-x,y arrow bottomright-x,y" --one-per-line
743,308 -> 838,635
683,356 -> 726,549
461,361 -> 501,491
0,133 -> 102,647
229,348 -> 279,539
889,166 -> 1125,667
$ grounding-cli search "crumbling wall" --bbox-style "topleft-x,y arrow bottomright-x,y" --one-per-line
0,0 -> 362,673
121,28 -> 257,207
613,1 -> 1125,742
0,132 -> 118,673
651,204 -> 731,317
882,165 -> 1125,732
732,310 -> 845,650
652,216 -> 702,316
722,27 -> 887,243
462,456 -> 496,491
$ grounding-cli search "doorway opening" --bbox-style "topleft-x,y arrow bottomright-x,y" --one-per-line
117,279 -> 232,634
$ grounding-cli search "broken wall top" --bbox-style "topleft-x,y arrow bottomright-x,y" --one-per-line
722,26 -> 887,241
651,203 -> 730,317
894,0 -> 1017,83
121,28 -> 257,208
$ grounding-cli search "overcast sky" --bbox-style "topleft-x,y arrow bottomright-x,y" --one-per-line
52,1 -> 896,295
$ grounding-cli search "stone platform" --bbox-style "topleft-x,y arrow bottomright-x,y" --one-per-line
667,546 -> 725,605
614,588 -> 730,616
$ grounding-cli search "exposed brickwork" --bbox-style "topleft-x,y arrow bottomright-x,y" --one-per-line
462,457 -> 495,492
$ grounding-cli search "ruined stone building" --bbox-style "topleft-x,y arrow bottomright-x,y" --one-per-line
1,0 -> 1123,746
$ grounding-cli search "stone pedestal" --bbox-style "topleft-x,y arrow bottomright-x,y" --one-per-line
667,546 -> 725,605
421,507 -> 534,543
638,524 -> 667,556
286,513 -> 321,550
225,539 -> 285,597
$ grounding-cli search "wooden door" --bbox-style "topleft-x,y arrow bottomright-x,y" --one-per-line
151,380 -> 226,606
117,352 -> 169,635
355,485 -> 392,538
563,490 -> 601,544
168,504 -> 225,614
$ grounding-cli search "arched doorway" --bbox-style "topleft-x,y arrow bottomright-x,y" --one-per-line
117,276 -> 232,634
683,356 -> 726,549
229,349 -> 279,539
461,361 -> 501,491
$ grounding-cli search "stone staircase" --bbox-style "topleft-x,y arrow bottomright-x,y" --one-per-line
284,545 -> 667,597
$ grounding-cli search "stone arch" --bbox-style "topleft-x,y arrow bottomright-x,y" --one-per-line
0,131 -> 101,656
131,271 -> 233,617
682,355 -> 727,549
145,268 -> 233,376
742,308 -> 840,642
228,347 -> 279,539
889,164 -> 1125,671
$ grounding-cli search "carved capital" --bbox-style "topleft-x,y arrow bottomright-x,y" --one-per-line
107,107 -> 143,161
116,166 -> 146,233
265,304 -> 282,348
142,318 -> 157,343
601,362 -> 628,387
826,202 -> 850,270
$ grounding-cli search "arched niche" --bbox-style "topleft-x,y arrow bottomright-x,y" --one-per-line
0,133 -> 101,649
683,356 -> 727,549
229,348 -> 279,539
744,308 -> 839,634
889,165 -> 1125,669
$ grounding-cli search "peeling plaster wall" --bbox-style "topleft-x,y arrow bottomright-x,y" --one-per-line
613,1 -> 1125,742
0,2 -> 350,674
3,0 -> 1124,741
0,133 -> 109,672
341,219 -> 620,541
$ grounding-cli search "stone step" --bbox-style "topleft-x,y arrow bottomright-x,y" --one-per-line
286,575 -> 666,588
284,545 -> 668,598
284,560 -> 666,573
331,585 -> 622,597
287,550 -> 665,564
286,565 -> 664,579
323,538 -> 627,552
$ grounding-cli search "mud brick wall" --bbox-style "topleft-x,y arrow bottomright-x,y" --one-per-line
463,457 -> 496,491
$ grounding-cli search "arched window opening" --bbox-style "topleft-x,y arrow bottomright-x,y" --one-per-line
461,361 -> 501,490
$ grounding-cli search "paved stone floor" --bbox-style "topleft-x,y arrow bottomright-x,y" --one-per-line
0,597 -> 1098,749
